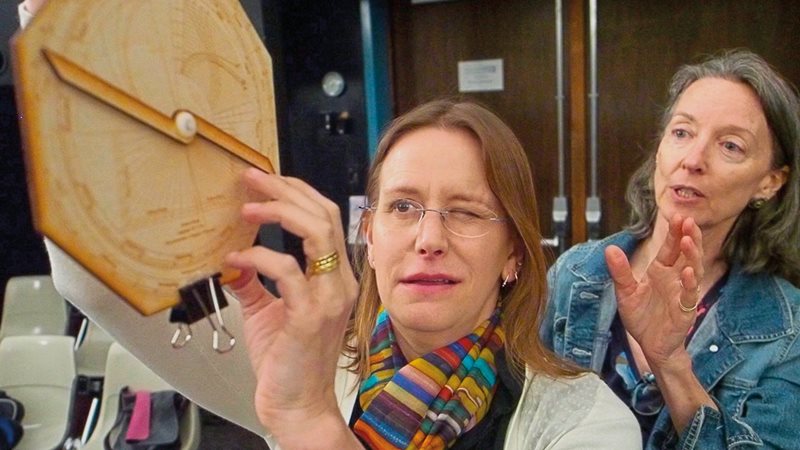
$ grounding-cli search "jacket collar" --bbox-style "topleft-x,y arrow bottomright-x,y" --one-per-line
568,230 -> 639,282
714,267 -> 795,342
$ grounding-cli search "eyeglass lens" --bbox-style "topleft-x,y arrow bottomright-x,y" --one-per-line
383,199 -> 499,238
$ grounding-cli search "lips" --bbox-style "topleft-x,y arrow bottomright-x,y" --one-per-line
400,273 -> 459,285
672,185 -> 705,199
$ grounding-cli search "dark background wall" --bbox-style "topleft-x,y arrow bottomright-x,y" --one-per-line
1,2 -> 50,299
264,0 -> 370,262
0,84 -> 50,296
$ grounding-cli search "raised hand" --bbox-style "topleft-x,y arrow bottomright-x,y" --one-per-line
605,214 -> 704,367
224,168 -> 360,444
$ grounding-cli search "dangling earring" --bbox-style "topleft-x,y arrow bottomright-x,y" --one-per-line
749,198 -> 767,210
501,273 -> 512,288
501,268 -> 520,288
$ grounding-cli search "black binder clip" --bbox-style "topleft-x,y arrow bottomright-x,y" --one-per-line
170,274 -> 236,353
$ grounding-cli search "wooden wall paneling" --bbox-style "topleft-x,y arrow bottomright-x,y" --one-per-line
568,0 -> 587,245
389,0 -> 561,239
596,0 -> 800,237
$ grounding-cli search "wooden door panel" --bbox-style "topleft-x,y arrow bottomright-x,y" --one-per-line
391,0 -> 561,239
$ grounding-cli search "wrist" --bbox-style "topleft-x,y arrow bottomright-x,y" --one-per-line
647,349 -> 718,432
270,407 -> 362,450
648,347 -> 693,379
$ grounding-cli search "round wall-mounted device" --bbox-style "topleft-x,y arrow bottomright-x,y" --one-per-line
321,71 -> 346,97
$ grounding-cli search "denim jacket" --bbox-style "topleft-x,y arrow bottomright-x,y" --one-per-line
540,231 -> 800,449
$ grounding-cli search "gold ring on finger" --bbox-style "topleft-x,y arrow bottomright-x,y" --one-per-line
306,251 -> 340,277
678,298 -> 701,313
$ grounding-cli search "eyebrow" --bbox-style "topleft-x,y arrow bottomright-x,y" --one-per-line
671,112 -> 758,140
381,186 -> 496,207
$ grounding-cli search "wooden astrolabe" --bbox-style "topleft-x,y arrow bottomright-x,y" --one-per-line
13,0 -> 279,315
12,0 -> 281,434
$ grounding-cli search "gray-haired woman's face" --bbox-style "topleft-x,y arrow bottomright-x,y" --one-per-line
652,77 -> 788,235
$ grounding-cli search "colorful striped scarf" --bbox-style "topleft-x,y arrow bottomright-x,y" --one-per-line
353,308 -> 505,449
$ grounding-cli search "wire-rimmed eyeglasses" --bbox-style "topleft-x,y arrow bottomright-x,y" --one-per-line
359,198 -> 508,238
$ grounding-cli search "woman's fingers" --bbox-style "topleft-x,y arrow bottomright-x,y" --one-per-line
281,177 -> 359,299
676,218 -> 703,314
241,201 -> 338,259
605,245 -> 638,300
678,266 -> 701,313
654,214 -> 685,267
281,177 -> 341,224
226,233 -> 350,321
239,170 -> 358,297
680,217 -> 705,285
234,169 -> 356,317
243,169 -> 329,222
240,169 -> 343,266
226,246 -> 311,310
223,264 -> 276,313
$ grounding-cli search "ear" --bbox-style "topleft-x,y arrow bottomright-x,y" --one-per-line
364,212 -> 375,268
758,165 -> 789,200
501,240 -> 525,280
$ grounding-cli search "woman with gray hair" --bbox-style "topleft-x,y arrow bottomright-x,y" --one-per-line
542,49 -> 800,449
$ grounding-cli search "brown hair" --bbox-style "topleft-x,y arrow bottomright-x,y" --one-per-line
345,99 -> 580,380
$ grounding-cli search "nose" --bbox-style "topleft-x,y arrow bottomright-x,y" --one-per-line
680,136 -> 709,173
414,210 -> 449,256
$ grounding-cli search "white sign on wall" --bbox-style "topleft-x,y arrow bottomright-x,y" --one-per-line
458,58 -> 504,92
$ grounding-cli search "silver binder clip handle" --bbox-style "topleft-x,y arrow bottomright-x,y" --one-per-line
208,277 -> 236,353
171,323 -> 192,349
212,325 -> 236,353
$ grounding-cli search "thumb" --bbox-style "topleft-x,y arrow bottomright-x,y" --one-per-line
224,253 -> 277,316
605,245 -> 638,300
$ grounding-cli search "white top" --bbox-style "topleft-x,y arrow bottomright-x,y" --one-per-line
321,364 -> 640,450
507,373 -> 640,449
